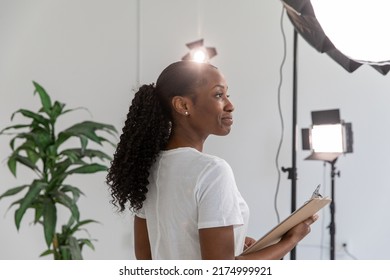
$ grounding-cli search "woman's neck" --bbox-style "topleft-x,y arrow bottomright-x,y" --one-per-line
165,130 -> 207,152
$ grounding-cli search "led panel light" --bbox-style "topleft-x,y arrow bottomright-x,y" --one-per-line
301,109 -> 353,162
311,124 -> 343,153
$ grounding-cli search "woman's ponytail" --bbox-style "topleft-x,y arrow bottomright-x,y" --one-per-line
107,84 -> 171,212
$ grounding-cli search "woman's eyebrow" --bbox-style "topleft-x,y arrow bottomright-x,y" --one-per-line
212,85 -> 228,90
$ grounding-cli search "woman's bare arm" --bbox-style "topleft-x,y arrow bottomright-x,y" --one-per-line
134,216 -> 152,259
199,215 -> 318,260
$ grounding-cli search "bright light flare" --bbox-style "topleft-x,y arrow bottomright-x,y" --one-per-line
311,0 -> 390,64
191,48 -> 208,63
311,124 -> 343,153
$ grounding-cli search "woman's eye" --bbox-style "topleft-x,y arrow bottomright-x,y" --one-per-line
215,92 -> 230,99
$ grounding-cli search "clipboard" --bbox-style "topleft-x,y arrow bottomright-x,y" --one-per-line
241,185 -> 331,256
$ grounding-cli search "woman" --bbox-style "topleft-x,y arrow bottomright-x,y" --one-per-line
106,61 -> 317,260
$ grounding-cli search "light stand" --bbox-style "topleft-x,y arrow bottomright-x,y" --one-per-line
302,109 -> 353,260
282,29 -> 299,260
328,158 -> 340,260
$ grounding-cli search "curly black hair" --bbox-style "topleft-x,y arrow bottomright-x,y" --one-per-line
106,61 -> 215,212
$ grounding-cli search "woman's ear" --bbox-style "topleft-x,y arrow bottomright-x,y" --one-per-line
171,96 -> 191,116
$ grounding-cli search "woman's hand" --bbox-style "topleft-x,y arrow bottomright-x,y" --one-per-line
244,236 -> 256,251
237,215 -> 319,260
282,214 -> 319,244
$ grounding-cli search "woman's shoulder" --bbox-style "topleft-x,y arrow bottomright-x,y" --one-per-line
184,147 -> 228,166
195,150 -> 233,175
161,147 -> 231,170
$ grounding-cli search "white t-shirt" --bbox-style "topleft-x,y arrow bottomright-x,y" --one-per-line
136,147 -> 249,259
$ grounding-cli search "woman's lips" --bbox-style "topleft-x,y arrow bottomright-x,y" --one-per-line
221,116 -> 233,126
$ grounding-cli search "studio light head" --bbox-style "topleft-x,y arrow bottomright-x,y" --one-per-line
302,109 -> 353,162
182,39 -> 217,63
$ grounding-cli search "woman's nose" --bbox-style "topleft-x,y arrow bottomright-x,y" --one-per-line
225,98 -> 234,112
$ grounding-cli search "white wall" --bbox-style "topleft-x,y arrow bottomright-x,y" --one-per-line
1,0 -> 389,260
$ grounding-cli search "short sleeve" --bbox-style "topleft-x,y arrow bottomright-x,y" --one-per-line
196,159 -> 244,229
135,205 -> 146,219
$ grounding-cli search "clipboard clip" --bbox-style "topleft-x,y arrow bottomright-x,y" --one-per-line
311,184 -> 323,199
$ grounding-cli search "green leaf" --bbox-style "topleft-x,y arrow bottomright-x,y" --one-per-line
9,141 -> 41,174
50,101 -> 65,122
14,138 -> 37,152
72,121 -> 117,134
10,129 -> 52,155
7,156 -> 17,177
52,159 -> 72,176
69,219 -> 99,235
11,109 -> 50,130
59,149 -> 81,164
58,121 -> 117,147
43,198 -> 57,247
46,173 -> 67,193
0,185 -> 29,200
14,154 -> 39,173
0,124 -> 30,134
82,149 -> 111,161
7,198 -> 23,212
33,81 -> 52,114
60,185 -> 84,202
59,246 -> 71,260
31,127 -> 53,151
54,191 -> 80,221
67,163 -> 107,174
60,148 -> 111,161
65,215 -> 77,230
39,249 -> 54,258
9,133 -> 35,150
14,181 -> 47,230
68,236 -> 83,260
34,204 -> 44,224
80,135 -> 88,153
45,145 -> 58,171
26,149 -> 40,164
79,239 -> 95,251
55,132 -> 71,148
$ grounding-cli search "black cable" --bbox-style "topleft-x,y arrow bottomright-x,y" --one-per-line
274,6 -> 287,224
342,243 -> 358,260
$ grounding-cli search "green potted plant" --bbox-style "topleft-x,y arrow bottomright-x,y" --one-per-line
0,81 -> 117,259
